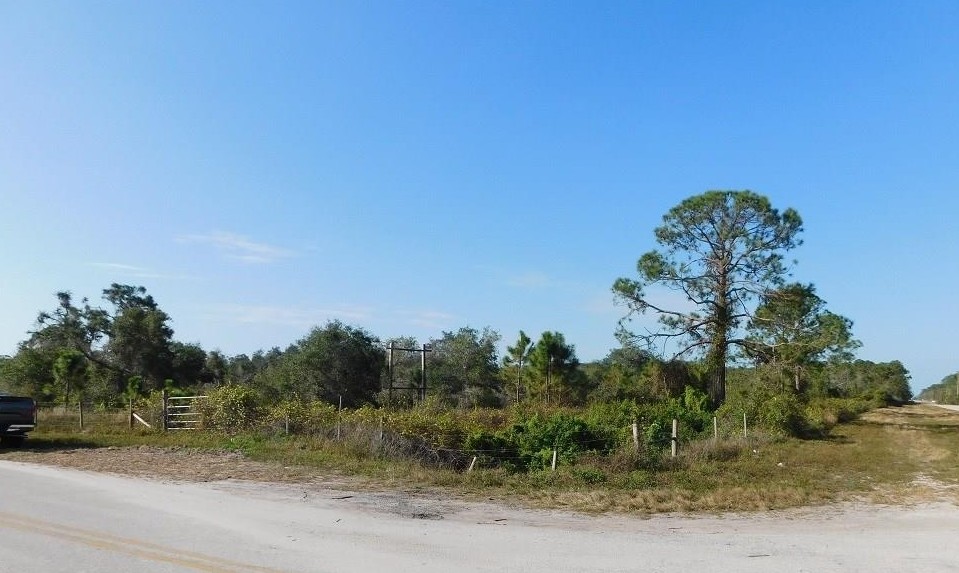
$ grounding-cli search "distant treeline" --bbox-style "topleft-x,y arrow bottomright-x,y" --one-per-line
917,372 -> 959,405
1,284 -> 911,415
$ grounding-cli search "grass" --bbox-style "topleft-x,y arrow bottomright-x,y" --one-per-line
11,403 -> 959,514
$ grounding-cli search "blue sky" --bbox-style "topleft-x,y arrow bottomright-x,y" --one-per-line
2,1 -> 957,392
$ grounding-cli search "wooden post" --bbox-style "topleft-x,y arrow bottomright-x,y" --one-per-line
551,449 -> 558,471
284,413 -> 290,435
161,389 -> 169,431
743,412 -> 747,438
468,456 -> 477,472
129,397 -> 134,430
336,395 -> 342,440
713,416 -> 718,441
78,401 -> 84,431
379,415 -> 384,441
671,419 -> 678,457
631,422 -> 639,453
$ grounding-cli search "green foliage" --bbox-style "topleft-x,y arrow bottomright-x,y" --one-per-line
635,386 -> 713,448
502,330 -> 534,404
254,321 -> 385,407
916,372 -> 959,405
613,190 -> 804,406
465,411 -> 621,472
425,327 -> 502,407
198,385 -> 263,433
0,346 -> 57,400
126,376 -> 144,399
525,331 -> 588,406
266,399 -> 338,435
816,359 -> 912,404
745,283 -> 859,392
803,397 -> 872,434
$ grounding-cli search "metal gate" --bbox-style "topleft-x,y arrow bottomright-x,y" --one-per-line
162,393 -> 206,431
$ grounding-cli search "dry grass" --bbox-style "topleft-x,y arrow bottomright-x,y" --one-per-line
6,403 -> 959,514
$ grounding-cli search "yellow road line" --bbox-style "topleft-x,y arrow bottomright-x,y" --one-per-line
0,511 -> 294,573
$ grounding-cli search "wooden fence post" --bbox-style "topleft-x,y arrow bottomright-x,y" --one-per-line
129,397 -> 134,430
78,401 -> 84,431
551,449 -> 558,471
161,389 -> 169,431
336,395 -> 342,440
713,416 -> 718,441
631,422 -> 639,453
671,419 -> 678,457
743,412 -> 747,438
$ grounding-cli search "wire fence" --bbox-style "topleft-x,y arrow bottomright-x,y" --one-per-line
35,402 -> 161,433
32,400 -> 761,473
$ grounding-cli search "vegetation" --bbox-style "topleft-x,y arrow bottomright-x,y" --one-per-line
18,402 -> 958,513
613,190 -> 804,405
917,372 -> 959,404
2,189 -> 946,512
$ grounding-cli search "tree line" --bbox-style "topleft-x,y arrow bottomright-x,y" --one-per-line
1,191 -> 914,412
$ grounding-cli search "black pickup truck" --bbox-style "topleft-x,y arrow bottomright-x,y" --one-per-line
0,394 -> 37,446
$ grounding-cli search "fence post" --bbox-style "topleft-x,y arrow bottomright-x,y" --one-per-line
78,401 -> 84,431
671,419 -> 678,457
161,389 -> 169,431
713,416 -> 718,441
743,412 -> 747,438
631,422 -> 639,453
551,449 -> 558,471
336,395 -> 342,440
129,397 -> 134,430
379,415 -> 384,441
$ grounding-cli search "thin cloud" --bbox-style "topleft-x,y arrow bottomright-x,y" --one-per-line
91,262 -> 195,280
400,309 -> 458,330
506,271 -> 556,289
178,232 -> 295,264
206,304 -> 373,327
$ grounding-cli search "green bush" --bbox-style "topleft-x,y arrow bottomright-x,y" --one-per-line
198,385 -> 263,433
464,411 -> 621,472
635,387 -> 713,450
718,386 -> 806,437
267,399 -> 337,434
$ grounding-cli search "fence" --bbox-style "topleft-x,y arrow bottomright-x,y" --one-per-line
162,393 -> 205,431
35,394 -> 209,434
36,403 -> 141,433
31,400 -> 764,473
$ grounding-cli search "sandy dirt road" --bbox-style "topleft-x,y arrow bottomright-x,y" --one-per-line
1,460 -> 957,573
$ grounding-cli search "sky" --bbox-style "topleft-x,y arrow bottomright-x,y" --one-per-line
2,1 -> 957,392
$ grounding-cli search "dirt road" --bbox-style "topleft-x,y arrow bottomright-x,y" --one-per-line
2,460 -> 957,573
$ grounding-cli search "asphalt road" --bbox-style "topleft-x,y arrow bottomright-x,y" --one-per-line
1,460 -> 957,573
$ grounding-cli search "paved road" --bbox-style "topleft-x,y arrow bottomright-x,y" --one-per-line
1,460 -> 957,572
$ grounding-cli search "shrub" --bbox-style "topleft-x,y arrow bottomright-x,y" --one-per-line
464,411 -> 620,472
197,385 -> 262,433
266,399 -> 337,435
